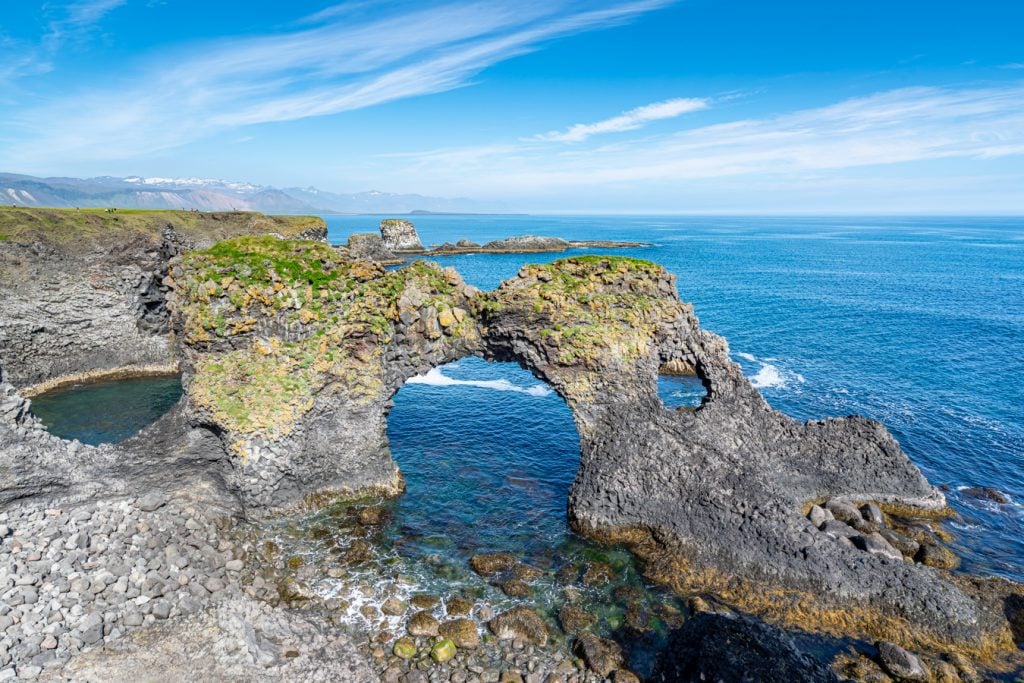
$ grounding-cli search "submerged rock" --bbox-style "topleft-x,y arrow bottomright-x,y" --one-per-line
574,633 -> 623,677
488,606 -> 548,646
581,561 -> 615,586
649,613 -> 839,682
445,596 -> 474,617
409,593 -> 439,609
558,604 -> 596,633
960,486 -> 1010,505
470,552 -> 517,576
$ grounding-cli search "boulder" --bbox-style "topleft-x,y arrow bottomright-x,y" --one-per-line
392,636 -> 417,660
406,610 -> 439,637
915,543 -> 960,570
877,642 -> 929,681
345,234 -> 399,263
853,532 -> 904,562
825,500 -> 863,525
430,639 -> 456,664
488,606 -> 548,646
573,633 -> 623,677
439,618 -> 480,649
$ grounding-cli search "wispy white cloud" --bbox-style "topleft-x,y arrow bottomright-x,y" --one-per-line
1000,63 -> 1024,70
0,0 -> 125,87
534,97 -> 709,142
382,84 -> 1024,199
44,0 -> 128,49
1,0 -> 672,166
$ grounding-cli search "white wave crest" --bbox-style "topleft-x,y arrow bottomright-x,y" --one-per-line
750,364 -> 787,389
736,352 -> 806,390
406,367 -> 552,397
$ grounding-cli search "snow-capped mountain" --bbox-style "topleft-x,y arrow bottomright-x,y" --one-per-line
0,173 -> 500,214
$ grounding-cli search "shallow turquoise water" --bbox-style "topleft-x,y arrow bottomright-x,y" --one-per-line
30,376 -> 182,445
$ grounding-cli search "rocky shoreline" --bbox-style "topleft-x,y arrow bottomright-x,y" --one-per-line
1,207 -> 1022,681
345,220 -> 648,267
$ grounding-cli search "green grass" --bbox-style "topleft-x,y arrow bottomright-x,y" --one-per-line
0,206 -> 324,248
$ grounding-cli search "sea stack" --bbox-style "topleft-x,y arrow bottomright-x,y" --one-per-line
379,218 -> 424,253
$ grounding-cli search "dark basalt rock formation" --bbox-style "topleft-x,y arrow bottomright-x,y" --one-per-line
0,208 -> 326,392
429,234 -> 649,254
345,232 -> 401,264
352,220 -> 648,263
1,228 -> 1022,669
649,612 -> 840,682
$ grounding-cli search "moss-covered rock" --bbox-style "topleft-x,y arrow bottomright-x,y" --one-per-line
439,618 -> 480,649
430,638 -> 457,663
392,636 -> 417,659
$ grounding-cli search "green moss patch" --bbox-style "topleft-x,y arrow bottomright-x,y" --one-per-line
490,256 -> 679,369
176,238 -> 475,450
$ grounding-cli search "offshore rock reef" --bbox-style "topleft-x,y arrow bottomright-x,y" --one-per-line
1,208 -> 1022,681
348,219 -> 647,266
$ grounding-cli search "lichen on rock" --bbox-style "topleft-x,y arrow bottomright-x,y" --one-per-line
169,236 -> 481,505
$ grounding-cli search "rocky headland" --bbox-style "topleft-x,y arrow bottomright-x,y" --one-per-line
0,207 -> 1022,681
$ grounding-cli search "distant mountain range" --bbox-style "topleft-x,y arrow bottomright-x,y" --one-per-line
0,173 -> 503,214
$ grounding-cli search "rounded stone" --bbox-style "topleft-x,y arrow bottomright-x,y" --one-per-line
406,611 -> 439,637
430,639 -> 456,664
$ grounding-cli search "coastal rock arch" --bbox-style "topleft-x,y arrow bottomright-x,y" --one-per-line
54,235 -> 1004,657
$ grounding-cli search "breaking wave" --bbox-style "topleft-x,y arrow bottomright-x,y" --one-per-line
735,352 -> 805,390
406,367 -> 553,397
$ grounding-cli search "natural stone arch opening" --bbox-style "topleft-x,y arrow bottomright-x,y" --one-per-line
657,360 -> 711,411
383,355 -> 581,561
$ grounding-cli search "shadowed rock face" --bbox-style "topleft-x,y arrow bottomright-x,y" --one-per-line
0,236 -> 1018,661
0,209 -> 327,390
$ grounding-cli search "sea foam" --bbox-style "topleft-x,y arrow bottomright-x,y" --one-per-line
736,352 -> 805,390
406,367 -> 552,397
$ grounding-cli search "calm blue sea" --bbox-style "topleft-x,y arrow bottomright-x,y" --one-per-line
324,214 -> 1024,583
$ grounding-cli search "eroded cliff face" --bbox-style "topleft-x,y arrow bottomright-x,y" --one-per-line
0,208 -> 326,391
2,231 -> 1020,667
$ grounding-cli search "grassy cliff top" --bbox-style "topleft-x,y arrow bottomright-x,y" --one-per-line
490,255 -> 681,369
0,207 -> 324,249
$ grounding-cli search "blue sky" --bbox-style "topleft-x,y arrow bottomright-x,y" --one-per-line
1,0 -> 1022,212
